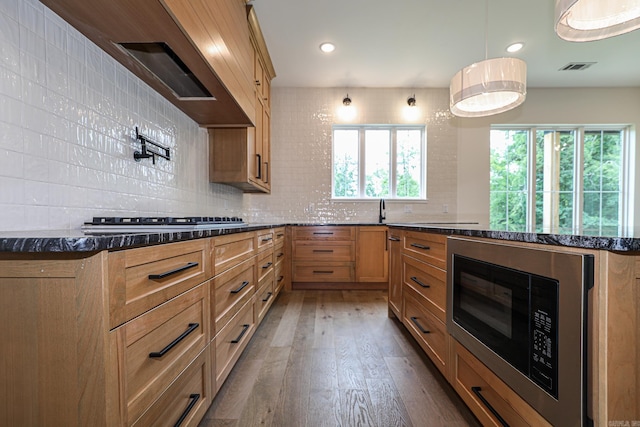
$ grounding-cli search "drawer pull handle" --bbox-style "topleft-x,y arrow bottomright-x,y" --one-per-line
277,252 -> 284,258
471,387 -> 510,427
262,262 -> 273,269
231,324 -> 250,343
410,317 -> 430,334
278,275 -> 284,282
410,276 -> 430,288
388,237 -> 401,241
262,292 -> 273,302
148,262 -> 199,280
174,393 -> 200,427
277,233 -> 284,238
230,281 -> 250,294
262,237 -> 273,242
149,323 -> 199,358
410,243 -> 431,251
313,232 -> 334,235
313,270 -> 334,274
313,249 -> 334,253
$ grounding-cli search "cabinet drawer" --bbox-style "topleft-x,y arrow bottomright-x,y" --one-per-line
213,257 -> 256,337
273,227 -> 286,246
402,254 -> 447,321
257,249 -> 274,282
403,231 -> 447,269
403,286 -> 447,376
131,347 -> 210,427
255,270 -> 275,322
109,239 -> 209,328
292,226 -> 355,241
453,341 -> 552,427
213,232 -> 256,275
257,229 -> 274,252
292,241 -> 355,262
121,283 -> 209,425
215,299 -> 255,387
292,262 -> 354,282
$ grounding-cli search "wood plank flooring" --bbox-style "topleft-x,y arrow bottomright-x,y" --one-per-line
199,290 -> 481,427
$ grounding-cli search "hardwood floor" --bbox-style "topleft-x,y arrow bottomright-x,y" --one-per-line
199,290 -> 481,427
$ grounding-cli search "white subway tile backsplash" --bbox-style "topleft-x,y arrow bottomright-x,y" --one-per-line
0,2 -> 243,231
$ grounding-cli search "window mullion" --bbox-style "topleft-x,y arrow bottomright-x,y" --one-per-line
359,128 -> 366,198
390,130 -> 397,197
526,128 -> 537,232
574,127 -> 584,234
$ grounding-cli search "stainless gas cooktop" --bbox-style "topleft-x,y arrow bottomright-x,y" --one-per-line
81,216 -> 247,234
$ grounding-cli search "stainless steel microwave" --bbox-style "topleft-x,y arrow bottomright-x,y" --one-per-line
447,236 -> 593,427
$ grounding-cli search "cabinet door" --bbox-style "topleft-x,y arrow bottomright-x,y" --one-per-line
388,230 -> 402,318
356,226 -> 389,282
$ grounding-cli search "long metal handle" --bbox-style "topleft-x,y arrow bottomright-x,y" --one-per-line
313,249 -> 334,253
278,275 -> 284,282
471,387 -> 510,427
262,292 -> 273,302
174,393 -> 200,427
231,324 -> 250,343
256,154 -> 262,179
313,270 -> 334,274
149,323 -> 199,358
230,280 -> 250,294
410,317 -> 430,334
277,252 -> 284,258
410,276 -> 430,288
410,243 -> 430,250
148,262 -> 198,279
262,262 -> 273,269
265,161 -> 269,184
388,237 -> 401,241
262,236 -> 273,242
313,232 -> 334,235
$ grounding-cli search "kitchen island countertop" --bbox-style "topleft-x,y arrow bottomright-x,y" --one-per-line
1,222 -> 640,253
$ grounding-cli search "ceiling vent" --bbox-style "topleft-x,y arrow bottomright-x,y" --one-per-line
559,62 -> 596,71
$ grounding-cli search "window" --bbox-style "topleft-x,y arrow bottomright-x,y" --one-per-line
332,125 -> 426,199
490,126 -> 629,235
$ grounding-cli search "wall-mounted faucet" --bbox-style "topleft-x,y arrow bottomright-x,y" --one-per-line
379,198 -> 386,223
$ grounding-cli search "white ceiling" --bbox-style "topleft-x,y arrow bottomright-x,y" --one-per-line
251,0 -> 640,89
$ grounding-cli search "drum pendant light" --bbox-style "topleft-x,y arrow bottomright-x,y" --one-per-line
449,0 -> 527,117
555,0 -> 640,42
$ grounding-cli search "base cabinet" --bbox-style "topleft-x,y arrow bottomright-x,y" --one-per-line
0,228 -> 286,427
452,340 -> 552,427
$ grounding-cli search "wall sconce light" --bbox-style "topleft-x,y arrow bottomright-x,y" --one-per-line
338,94 -> 356,121
403,94 -> 420,121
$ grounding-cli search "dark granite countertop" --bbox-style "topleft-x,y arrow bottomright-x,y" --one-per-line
1,221 -> 639,253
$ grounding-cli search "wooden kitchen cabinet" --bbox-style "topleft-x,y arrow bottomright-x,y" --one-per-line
452,340 -> 552,427
209,6 -> 276,193
388,229 -> 403,318
0,227 -> 288,427
40,0 -> 255,126
356,226 -> 389,282
291,225 -> 390,289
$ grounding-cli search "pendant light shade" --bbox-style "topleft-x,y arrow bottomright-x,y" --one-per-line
449,57 -> 527,117
555,0 -> 640,41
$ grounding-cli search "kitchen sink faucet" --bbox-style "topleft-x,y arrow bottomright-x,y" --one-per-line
379,198 -> 386,223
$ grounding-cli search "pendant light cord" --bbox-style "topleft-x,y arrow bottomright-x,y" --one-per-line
484,0 -> 489,60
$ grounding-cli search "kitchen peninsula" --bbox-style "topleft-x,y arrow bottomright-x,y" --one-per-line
0,223 -> 638,426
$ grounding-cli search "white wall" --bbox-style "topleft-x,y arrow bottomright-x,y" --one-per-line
244,87 -> 460,224
0,0 -> 243,231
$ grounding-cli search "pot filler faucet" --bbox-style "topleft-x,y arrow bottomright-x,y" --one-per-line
379,198 -> 386,223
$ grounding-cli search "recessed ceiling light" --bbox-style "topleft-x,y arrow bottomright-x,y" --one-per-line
319,42 -> 335,53
506,42 -> 524,53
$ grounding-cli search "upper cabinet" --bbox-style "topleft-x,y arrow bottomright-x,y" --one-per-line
40,0 -> 256,127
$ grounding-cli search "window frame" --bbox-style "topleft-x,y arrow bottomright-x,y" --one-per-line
490,125 -> 632,235
331,124 -> 427,201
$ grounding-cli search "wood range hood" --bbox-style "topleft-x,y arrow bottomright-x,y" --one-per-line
41,0 -> 256,127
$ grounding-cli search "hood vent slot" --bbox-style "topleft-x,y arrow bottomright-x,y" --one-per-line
559,62 -> 596,71
120,42 -> 214,99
